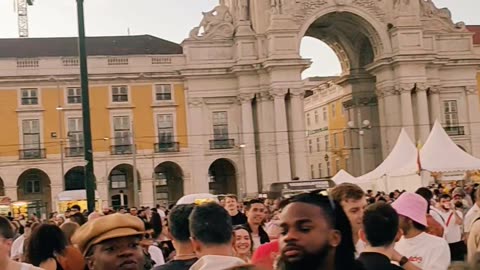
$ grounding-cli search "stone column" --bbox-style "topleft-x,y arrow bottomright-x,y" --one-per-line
466,86 -> 480,156
187,98 -> 209,193
269,88 -> 292,182
428,86 -> 441,123
398,83 -> 415,140
140,179 -> 154,207
415,83 -> 431,143
376,90 -> 388,158
289,89 -> 308,180
379,86 -> 402,155
239,93 -> 259,196
256,91 -> 278,192
51,184 -> 63,212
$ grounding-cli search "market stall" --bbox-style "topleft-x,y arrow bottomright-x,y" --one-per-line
56,190 -> 101,213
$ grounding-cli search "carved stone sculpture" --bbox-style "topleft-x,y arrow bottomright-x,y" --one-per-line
189,2 -> 234,40
237,0 -> 250,21
270,0 -> 283,15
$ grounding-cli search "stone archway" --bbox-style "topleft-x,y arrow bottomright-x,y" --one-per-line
17,168 -> 52,214
154,162 -> 184,206
108,164 -> 140,209
64,166 -> 86,191
208,159 -> 237,195
183,0 -> 480,193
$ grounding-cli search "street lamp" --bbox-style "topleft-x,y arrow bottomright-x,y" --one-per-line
55,106 -> 66,191
76,0 -> 95,212
348,115 -> 371,175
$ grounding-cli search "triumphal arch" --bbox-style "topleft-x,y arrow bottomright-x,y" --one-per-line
181,0 -> 480,196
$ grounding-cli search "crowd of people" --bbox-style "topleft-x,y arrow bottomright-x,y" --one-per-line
2,182 -> 480,269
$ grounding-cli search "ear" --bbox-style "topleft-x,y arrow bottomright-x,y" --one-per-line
190,237 -> 201,255
86,256 -> 95,270
358,228 -> 367,243
394,229 -> 403,242
329,230 -> 342,248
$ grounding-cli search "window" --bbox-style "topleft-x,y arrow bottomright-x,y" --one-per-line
331,103 -> 336,118
311,164 -> 315,178
343,130 -> 348,147
20,89 -> 38,105
113,116 -> 131,146
316,137 -> 320,152
67,87 -> 81,104
326,161 -> 331,176
323,107 -> 327,121
25,175 -> 41,194
314,110 -> 319,124
308,140 -> 313,153
157,114 -> 174,143
335,159 -> 341,173
318,163 -> 322,178
213,112 -> 229,140
306,113 -> 311,126
444,100 -> 459,126
155,84 -> 172,101
22,119 -> 40,149
110,169 -> 127,189
67,118 -> 83,148
345,157 -> 349,171
112,86 -> 129,103
324,135 -> 329,151
333,133 -> 338,148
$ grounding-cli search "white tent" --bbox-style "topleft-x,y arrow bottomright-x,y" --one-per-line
357,129 -> 423,192
421,120 -> 480,173
332,169 -> 373,191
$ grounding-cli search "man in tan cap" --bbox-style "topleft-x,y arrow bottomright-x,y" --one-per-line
72,213 -> 145,270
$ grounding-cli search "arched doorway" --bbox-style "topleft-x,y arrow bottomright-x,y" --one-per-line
64,166 -> 85,191
154,162 -> 184,206
108,164 -> 140,209
208,159 -> 237,195
17,169 -> 52,216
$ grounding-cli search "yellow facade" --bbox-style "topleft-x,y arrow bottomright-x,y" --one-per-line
0,83 -> 188,158
327,99 -> 349,174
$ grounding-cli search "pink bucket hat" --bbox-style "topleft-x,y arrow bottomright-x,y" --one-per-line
391,192 -> 428,227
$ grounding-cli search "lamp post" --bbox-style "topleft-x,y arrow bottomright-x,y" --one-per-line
76,0 -> 95,212
347,110 -> 371,175
56,106 -> 65,191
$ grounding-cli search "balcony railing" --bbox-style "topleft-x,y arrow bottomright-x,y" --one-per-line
209,139 -> 235,150
110,145 -> 133,155
445,126 -> 465,136
19,149 -> 46,160
154,142 -> 180,153
65,146 -> 84,157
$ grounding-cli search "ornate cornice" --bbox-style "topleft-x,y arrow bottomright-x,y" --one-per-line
415,83 -> 429,92
256,91 -> 272,102
188,97 -> 203,108
269,88 -> 288,98
395,83 -> 415,94
238,93 -> 255,104
465,85 -> 478,96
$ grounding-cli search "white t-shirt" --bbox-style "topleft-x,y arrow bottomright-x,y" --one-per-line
395,232 -> 451,270
438,209 -> 463,243
148,245 -> 165,267
465,204 -> 480,233
10,234 -> 25,259
252,234 -> 261,250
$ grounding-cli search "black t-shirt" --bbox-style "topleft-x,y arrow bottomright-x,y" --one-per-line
231,211 -> 247,225
153,258 -> 198,270
357,252 -> 403,270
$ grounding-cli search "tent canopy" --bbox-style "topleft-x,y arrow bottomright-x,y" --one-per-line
358,129 -> 418,181
420,120 -> 480,173
57,190 -> 100,201
332,169 -> 357,185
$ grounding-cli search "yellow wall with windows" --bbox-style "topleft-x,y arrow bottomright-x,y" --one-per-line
0,82 -> 188,159
0,89 -> 20,157
327,99 -> 349,174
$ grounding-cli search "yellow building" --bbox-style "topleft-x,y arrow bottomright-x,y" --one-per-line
0,35 -> 189,215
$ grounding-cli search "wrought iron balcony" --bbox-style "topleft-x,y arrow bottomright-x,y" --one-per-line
209,139 -> 235,150
19,149 -> 46,160
65,146 -> 84,157
110,144 -> 133,155
154,142 -> 180,153
445,126 -> 465,136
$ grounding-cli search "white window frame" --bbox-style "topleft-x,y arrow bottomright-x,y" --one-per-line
18,88 -> 41,107
153,84 -> 174,102
66,87 -> 82,105
316,137 -> 320,152
335,159 -> 341,173
314,110 -> 319,124
21,119 -> 41,150
318,163 -> 322,178
325,135 -> 329,151
212,111 -> 229,140
311,164 -> 315,179
323,107 -> 328,121
110,85 -> 130,104
18,113 -> 44,150
331,103 -> 336,118
156,113 -> 176,143
308,139 -> 312,153
66,117 -> 84,148
306,113 -> 311,126
110,110 -> 133,147
443,100 -> 459,127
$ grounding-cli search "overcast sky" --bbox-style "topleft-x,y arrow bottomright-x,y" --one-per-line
0,0 -> 478,77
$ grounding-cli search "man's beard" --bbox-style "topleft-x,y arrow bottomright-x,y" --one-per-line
277,244 -> 331,270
